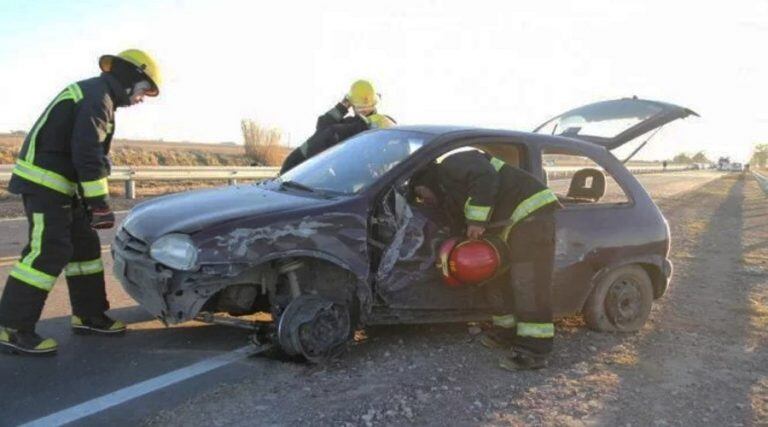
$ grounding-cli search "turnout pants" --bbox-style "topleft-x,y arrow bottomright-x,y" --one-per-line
504,210 -> 556,355
0,194 -> 108,331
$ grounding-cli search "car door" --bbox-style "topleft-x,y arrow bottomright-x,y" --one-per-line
370,138 -> 532,311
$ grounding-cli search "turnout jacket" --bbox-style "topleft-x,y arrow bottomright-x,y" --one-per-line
434,151 -> 559,228
9,74 -> 127,207
280,103 -> 395,174
303,102 -> 369,159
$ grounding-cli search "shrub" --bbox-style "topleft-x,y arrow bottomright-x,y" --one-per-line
241,119 -> 290,166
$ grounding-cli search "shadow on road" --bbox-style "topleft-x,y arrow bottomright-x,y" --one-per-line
592,175 -> 768,425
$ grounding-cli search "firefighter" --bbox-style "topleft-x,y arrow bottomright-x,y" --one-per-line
279,79 -> 396,174
411,150 -> 562,370
0,49 -> 161,355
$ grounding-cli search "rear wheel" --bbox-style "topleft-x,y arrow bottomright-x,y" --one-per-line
583,265 -> 653,332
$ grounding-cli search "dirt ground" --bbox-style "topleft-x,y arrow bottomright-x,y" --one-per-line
141,174 -> 767,426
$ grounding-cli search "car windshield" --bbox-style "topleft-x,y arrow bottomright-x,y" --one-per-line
279,130 -> 431,195
535,99 -> 664,140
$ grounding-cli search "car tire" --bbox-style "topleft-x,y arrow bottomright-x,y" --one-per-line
583,265 -> 653,332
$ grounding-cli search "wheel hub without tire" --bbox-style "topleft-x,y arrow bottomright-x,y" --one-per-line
277,295 -> 351,363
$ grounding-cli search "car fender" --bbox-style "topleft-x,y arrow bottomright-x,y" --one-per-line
249,248 -> 373,315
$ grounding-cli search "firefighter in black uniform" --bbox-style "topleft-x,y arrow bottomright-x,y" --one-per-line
411,150 -> 561,370
0,49 -> 161,355
279,79 -> 396,174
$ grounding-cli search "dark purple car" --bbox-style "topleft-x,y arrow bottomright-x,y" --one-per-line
113,98 -> 697,360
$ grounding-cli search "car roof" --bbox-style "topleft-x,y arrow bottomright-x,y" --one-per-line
388,125 -> 610,157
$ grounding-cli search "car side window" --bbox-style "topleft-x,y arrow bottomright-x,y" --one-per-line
542,149 -> 630,205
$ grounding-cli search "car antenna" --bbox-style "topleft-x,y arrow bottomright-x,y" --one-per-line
622,126 -> 663,164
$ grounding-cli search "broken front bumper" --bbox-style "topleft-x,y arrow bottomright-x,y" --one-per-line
112,228 -> 250,324
112,228 -> 172,321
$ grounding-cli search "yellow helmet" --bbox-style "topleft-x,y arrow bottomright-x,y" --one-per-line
367,114 -> 396,129
347,79 -> 378,110
99,49 -> 162,96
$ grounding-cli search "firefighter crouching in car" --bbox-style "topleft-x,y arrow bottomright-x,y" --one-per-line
280,79 -> 396,174
0,49 -> 161,355
411,150 -> 562,370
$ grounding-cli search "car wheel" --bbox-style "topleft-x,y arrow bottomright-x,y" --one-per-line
583,265 -> 653,332
277,295 -> 352,363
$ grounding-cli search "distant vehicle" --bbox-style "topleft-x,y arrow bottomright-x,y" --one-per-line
730,162 -> 744,172
718,156 -> 731,171
114,97 -> 696,361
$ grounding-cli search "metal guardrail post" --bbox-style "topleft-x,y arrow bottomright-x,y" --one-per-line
125,179 -> 135,199
123,170 -> 136,199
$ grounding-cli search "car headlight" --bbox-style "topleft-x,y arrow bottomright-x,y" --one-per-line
150,234 -> 198,271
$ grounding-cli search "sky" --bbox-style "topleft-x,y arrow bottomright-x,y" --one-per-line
0,0 -> 766,162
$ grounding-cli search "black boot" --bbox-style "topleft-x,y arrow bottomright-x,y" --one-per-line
71,314 -> 126,335
0,326 -> 58,355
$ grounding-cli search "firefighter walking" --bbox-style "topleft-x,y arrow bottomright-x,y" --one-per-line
411,150 -> 561,370
280,79 -> 396,174
0,49 -> 161,355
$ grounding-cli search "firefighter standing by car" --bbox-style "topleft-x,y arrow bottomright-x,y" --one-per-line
279,79 -> 396,174
411,150 -> 562,370
0,49 -> 161,355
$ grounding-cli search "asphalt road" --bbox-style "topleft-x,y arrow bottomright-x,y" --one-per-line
0,170 -> 728,426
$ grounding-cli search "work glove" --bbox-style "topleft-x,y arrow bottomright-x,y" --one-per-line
89,200 -> 115,230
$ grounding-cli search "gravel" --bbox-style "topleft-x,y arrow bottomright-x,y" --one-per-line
143,174 -> 768,426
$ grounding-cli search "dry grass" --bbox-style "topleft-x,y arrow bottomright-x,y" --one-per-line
749,296 -> 768,329
0,134 -> 252,166
241,120 -> 291,166
752,377 -> 768,425
685,219 -> 709,235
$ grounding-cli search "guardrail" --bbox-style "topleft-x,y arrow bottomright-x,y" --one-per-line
545,165 -> 691,180
0,165 -> 280,199
753,171 -> 768,195
0,164 -> 694,199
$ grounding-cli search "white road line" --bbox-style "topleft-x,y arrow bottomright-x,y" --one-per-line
19,345 -> 258,427
0,210 -> 130,223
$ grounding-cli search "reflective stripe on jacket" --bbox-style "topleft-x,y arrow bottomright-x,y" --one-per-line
8,74 -> 123,205
434,150 -> 559,228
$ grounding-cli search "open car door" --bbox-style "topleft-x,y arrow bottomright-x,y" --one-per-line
534,97 -> 698,151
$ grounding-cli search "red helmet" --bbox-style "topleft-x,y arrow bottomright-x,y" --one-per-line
437,238 -> 501,287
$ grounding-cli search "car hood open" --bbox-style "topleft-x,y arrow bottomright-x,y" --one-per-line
534,97 -> 698,150
121,183 -> 332,242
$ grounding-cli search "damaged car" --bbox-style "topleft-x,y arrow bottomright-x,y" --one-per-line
113,97 -> 697,361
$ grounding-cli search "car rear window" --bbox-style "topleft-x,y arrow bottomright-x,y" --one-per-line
543,150 -> 630,205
